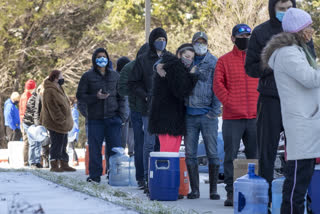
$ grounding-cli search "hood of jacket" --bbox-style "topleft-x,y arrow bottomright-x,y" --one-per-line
269,0 -> 296,26
136,43 -> 150,58
148,27 -> 167,54
43,78 -> 66,96
262,32 -> 299,69
91,47 -> 111,73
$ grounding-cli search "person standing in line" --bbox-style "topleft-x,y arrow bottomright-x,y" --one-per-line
19,79 -> 36,166
68,97 -> 79,166
213,24 -> 259,206
77,48 -> 128,183
4,92 -> 21,144
262,8 -> 320,213
184,32 -> 221,200
118,44 -> 149,189
149,43 -> 198,152
41,70 -> 75,172
128,28 -> 168,192
245,0 -> 316,203
116,56 -> 134,156
23,85 -> 44,169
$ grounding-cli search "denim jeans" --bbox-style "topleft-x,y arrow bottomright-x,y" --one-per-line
142,116 -> 155,179
131,111 -> 145,182
23,123 -> 41,165
185,114 -> 219,166
88,116 -> 122,179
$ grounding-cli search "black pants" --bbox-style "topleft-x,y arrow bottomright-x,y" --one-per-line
48,129 -> 68,161
281,159 -> 315,214
5,126 -> 22,142
257,95 -> 283,200
223,119 -> 258,194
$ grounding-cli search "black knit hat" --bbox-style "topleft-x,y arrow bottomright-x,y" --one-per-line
176,43 -> 194,56
116,56 -> 130,72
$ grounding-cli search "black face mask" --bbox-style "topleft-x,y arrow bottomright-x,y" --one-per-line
58,78 -> 65,86
13,101 -> 19,105
235,37 -> 249,51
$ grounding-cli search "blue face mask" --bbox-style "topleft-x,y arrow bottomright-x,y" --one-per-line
276,11 -> 286,22
96,57 -> 108,68
154,41 -> 166,51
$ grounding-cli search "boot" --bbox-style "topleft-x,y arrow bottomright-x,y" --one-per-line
59,160 -> 76,172
186,164 -> 200,199
209,164 -> 220,200
50,160 -> 64,172
224,192 -> 233,206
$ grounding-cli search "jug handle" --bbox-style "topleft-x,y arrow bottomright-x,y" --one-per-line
155,160 -> 170,170
238,192 -> 246,212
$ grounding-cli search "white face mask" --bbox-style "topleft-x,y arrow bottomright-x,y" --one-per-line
193,43 -> 208,55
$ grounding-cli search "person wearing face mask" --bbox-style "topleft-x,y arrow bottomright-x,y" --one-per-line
76,48 -> 128,183
148,43 -> 199,153
128,27 -> 168,192
213,24 -> 259,206
3,92 -> 22,145
245,0 -> 317,204
40,70 -> 75,172
184,32 -> 221,200
262,8 -> 320,213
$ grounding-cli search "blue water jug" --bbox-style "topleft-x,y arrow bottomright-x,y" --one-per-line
109,147 -> 130,186
272,177 -> 285,214
129,156 -> 137,186
234,163 -> 269,214
149,152 -> 180,201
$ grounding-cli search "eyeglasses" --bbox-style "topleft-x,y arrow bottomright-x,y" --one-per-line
238,27 -> 251,33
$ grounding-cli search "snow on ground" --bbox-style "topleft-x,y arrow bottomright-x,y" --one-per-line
0,171 -> 137,214
0,163 -> 233,214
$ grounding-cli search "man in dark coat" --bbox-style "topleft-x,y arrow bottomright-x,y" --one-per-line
245,0 -> 316,203
77,47 -> 128,183
128,27 -> 168,191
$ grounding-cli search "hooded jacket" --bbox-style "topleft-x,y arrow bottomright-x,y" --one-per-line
245,0 -> 308,98
76,48 -> 128,121
4,98 -> 20,130
40,79 -> 73,134
262,32 -> 320,160
148,53 -> 198,136
23,91 -> 38,126
128,28 -> 168,115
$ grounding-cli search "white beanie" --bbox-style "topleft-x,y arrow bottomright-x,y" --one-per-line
282,8 -> 312,33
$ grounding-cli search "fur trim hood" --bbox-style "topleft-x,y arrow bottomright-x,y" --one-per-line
261,32 -> 300,69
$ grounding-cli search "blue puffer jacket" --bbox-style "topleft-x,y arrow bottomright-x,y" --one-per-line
185,51 -> 221,117
4,99 -> 20,130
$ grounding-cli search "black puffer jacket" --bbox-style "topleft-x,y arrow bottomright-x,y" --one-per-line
76,48 -> 128,121
148,54 -> 198,136
23,92 -> 37,126
128,27 -> 168,115
245,0 -> 316,98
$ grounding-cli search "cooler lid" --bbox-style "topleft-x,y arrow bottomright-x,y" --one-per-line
150,152 -> 180,158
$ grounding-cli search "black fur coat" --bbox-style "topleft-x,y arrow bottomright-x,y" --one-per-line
148,54 -> 198,136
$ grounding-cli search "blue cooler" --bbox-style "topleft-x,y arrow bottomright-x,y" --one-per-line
308,165 -> 320,214
149,152 -> 180,201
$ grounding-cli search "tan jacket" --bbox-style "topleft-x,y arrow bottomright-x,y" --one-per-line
40,79 -> 73,134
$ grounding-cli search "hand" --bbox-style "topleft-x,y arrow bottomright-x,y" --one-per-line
190,66 -> 197,74
156,64 -> 166,77
97,89 -> 110,99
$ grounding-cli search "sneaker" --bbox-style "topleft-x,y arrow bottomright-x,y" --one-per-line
30,163 -> 43,169
137,180 -> 145,190
86,176 -> 101,184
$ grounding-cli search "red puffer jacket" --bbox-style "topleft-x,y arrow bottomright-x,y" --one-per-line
213,46 -> 259,120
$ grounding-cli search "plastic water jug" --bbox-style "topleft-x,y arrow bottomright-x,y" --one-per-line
109,147 -> 130,186
272,177 -> 285,214
234,163 -> 269,214
27,125 -> 48,142
129,156 -> 137,186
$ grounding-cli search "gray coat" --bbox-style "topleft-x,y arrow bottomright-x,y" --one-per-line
268,44 -> 320,160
